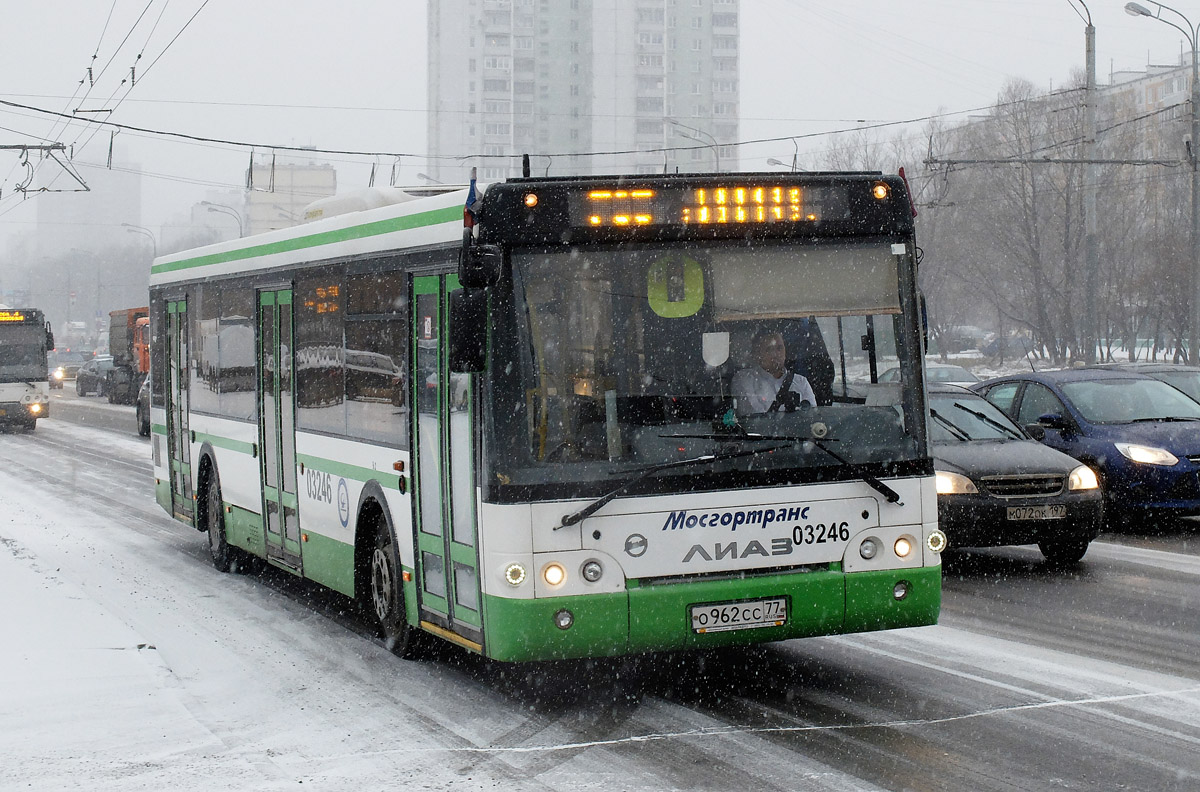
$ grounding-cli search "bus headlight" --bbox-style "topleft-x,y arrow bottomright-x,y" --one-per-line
927,529 -> 947,554
504,563 -> 526,586
581,560 -> 603,582
542,562 -> 566,587
894,536 -> 913,559
28,403 -> 43,415
1068,465 -> 1100,491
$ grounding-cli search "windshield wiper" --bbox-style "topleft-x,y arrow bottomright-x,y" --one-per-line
1129,416 -> 1200,423
557,444 -> 789,529
929,408 -> 973,442
950,401 -> 1025,440
665,430 -> 903,505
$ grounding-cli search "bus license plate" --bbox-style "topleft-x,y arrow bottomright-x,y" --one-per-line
1007,504 -> 1066,521
690,598 -> 787,634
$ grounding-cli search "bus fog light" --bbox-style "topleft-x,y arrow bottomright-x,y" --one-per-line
504,563 -> 526,586
581,560 -> 603,582
927,529 -> 947,554
554,609 -> 574,630
893,581 -> 910,600
542,562 -> 566,587
859,538 -> 878,560
894,537 -> 913,558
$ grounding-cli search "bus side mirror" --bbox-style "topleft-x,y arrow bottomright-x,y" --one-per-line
45,323 -> 55,352
918,292 -> 929,351
449,288 -> 488,373
459,232 -> 502,289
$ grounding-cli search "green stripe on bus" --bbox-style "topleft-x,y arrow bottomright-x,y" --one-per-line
192,430 -> 256,456
152,206 -> 462,277
297,453 -> 402,488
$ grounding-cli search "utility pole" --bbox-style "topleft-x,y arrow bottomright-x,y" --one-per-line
1083,9 -> 1100,363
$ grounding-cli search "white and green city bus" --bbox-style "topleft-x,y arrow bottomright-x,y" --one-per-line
149,171 -> 944,662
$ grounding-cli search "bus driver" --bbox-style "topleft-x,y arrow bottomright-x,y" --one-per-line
731,329 -> 816,416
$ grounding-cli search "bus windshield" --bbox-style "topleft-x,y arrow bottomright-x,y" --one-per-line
488,239 -> 923,494
0,325 -> 48,382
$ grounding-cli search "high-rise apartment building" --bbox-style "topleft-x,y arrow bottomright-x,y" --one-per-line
427,0 -> 739,182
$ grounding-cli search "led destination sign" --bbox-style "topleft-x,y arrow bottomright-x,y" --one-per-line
562,180 -> 889,229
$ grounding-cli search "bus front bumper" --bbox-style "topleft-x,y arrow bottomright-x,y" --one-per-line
479,565 -> 941,663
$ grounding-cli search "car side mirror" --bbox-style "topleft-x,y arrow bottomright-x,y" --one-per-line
1036,412 -> 1072,435
1024,423 -> 1046,441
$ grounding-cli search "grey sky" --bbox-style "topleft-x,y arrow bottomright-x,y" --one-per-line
0,0 -> 1186,245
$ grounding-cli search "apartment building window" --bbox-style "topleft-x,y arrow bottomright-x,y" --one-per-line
714,36 -> 736,50
715,57 -> 736,71
483,79 -> 510,91
514,81 -> 535,94
638,32 -> 664,45
515,57 -> 535,72
469,59 -> 477,73
639,54 -> 664,67
712,13 -> 737,27
637,120 -> 663,135
515,36 -> 533,49
714,102 -> 734,116
637,76 -> 664,91
692,81 -> 703,94
570,85 -> 580,96
637,96 -> 664,112
638,8 -> 664,21
484,145 -> 506,156
484,123 -> 511,135
483,100 -> 510,113
692,39 -> 703,51
692,16 -> 703,28
484,56 -> 511,70
713,79 -> 737,93
486,34 -> 511,47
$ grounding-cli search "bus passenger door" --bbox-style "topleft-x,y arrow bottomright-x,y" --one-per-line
258,288 -> 302,570
411,275 -> 482,645
165,299 -> 193,522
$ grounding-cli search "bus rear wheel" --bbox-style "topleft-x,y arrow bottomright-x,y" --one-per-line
369,516 -> 421,658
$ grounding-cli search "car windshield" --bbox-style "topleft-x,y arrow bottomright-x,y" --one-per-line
1061,378 -> 1200,423
929,392 -> 1024,441
1150,371 -> 1200,404
486,239 -> 926,496
928,365 -> 979,382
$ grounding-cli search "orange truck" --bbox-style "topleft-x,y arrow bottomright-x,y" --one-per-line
106,307 -> 149,404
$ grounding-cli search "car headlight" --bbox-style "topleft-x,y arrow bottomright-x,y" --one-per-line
1068,465 -> 1100,491
935,470 -> 977,494
53,368 -> 64,380
1114,442 -> 1178,466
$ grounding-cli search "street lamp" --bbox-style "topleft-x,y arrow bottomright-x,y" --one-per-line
200,201 -> 244,237
667,119 -> 721,172
121,223 -> 157,258
767,157 -> 795,171
1126,0 -> 1200,362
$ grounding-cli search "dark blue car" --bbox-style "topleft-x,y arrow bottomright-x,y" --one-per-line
973,368 -> 1200,526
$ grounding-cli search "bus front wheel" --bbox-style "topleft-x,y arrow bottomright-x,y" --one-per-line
369,515 -> 421,658
203,471 -> 234,573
